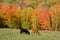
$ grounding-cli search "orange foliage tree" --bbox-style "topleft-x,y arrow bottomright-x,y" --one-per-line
50,3 -> 60,31
32,2 -> 51,30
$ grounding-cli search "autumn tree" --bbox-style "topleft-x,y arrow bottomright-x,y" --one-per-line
35,2 -> 51,30
20,7 -> 33,29
50,3 -> 60,31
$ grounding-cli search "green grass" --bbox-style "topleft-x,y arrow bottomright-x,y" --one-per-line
0,28 -> 60,40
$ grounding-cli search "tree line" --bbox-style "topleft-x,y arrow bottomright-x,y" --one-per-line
0,0 -> 60,31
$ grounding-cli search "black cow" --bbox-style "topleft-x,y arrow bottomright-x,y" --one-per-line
20,27 -> 30,35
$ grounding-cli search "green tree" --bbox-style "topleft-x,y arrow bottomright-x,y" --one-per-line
28,0 -> 39,9
20,7 -> 33,29
3,0 -> 14,3
0,0 -> 3,2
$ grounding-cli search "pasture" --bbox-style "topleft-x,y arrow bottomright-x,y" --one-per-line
0,28 -> 60,40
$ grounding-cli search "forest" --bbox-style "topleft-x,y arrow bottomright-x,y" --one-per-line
0,0 -> 60,31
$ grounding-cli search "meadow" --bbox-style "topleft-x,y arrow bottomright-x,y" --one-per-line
0,28 -> 60,40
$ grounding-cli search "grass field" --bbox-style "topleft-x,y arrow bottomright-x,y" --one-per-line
0,28 -> 60,40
